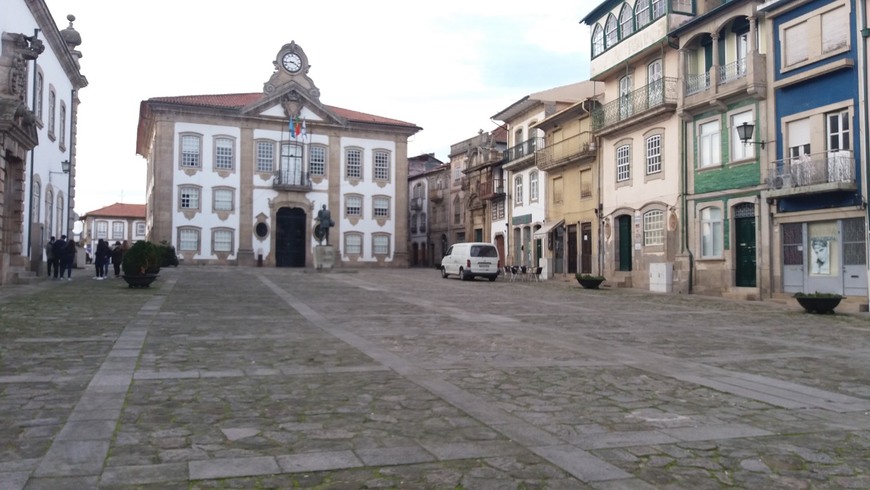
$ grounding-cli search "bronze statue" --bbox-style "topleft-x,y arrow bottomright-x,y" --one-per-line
314,205 -> 334,245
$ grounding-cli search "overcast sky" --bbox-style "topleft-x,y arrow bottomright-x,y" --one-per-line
43,0 -> 594,217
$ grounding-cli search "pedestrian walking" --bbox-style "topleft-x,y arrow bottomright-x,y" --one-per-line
45,236 -> 57,278
61,238 -> 76,280
51,235 -> 68,280
111,241 -> 125,278
94,238 -> 110,280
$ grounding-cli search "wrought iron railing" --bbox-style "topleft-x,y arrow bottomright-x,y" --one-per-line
767,151 -> 855,190
536,132 -> 595,170
591,78 -> 678,131
503,137 -> 544,164
477,179 -> 505,199
273,170 -> 311,190
719,58 -> 747,84
685,72 -> 710,95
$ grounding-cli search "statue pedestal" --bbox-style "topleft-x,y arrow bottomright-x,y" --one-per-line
314,245 -> 335,270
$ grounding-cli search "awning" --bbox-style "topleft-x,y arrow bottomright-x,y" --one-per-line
533,220 -> 564,237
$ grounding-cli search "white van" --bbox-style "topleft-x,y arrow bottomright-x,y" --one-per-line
440,242 -> 500,281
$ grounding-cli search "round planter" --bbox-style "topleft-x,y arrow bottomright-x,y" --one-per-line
122,274 -> 159,289
576,278 -> 605,289
795,296 -> 842,314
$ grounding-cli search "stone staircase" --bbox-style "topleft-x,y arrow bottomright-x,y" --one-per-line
9,266 -> 42,285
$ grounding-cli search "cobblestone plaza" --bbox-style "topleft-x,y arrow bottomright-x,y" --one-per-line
2,268 -> 870,489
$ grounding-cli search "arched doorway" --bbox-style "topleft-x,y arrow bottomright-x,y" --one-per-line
275,207 -> 306,267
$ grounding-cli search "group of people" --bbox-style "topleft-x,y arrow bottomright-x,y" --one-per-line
44,237 -> 127,280
92,239 -> 127,280
44,235 -> 77,280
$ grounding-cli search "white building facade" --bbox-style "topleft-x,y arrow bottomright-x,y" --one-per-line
1,1 -> 86,283
136,42 -> 420,268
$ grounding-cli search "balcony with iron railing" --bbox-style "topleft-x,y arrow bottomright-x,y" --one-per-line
429,187 -> 445,203
536,132 -> 595,171
681,52 -> 766,114
410,197 -> 424,211
503,137 -> 544,170
766,150 -> 857,197
477,179 -> 505,200
591,78 -> 678,135
273,170 -> 312,191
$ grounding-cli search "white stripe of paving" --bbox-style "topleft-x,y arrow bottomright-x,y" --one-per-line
189,456 -> 280,480
30,293 -> 167,481
258,274 -> 628,483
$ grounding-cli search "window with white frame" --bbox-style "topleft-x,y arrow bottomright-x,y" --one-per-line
700,207 -> 723,257
45,190 -> 53,236
699,120 -> 721,168
605,14 -> 618,48
619,4 -> 634,39
179,186 -> 200,210
32,182 -> 40,223
181,134 -> 201,168
420,212 -> 427,233
256,141 -> 274,172
48,88 -> 56,139
529,171 -> 539,202
827,109 -> 850,151
59,102 -> 66,149
453,196 -> 461,224
372,234 -> 390,255
179,228 -> 199,252
214,137 -> 234,170
213,229 -> 233,253
280,143 -> 303,185
643,210 -> 664,246
345,233 -> 362,254
96,221 -> 108,239
651,0 -> 665,18
373,150 -> 390,181
309,145 -> 326,176
730,111 -> 754,161
592,25 -> 604,56
646,134 -> 662,174
410,213 -> 418,233
373,196 -> 390,219
787,118 -> 811,159
635,0 -> 651,28
36,71 -> 43,120
616,144 -> 631,182
491,199 -> 505,220
56,196 -> 63,237
345,195 -> 362,217
112,221 -> 124,240
514,175 -> 523,205
213,188 -> 234,212
346,148 -> 362,179
782,4 -> 850,70
135,222 -> 146,237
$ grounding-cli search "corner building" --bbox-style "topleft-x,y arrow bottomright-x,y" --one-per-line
136,42 -> 421,268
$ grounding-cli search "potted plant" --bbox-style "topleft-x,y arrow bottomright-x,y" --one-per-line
576,273 -> 606,289
794,292 -> 843,314
121,241 -> 161,288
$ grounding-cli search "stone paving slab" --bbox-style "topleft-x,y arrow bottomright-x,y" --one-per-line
3,267 -> 870,488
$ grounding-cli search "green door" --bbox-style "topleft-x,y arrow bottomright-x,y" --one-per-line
617,215 -> 632,271
735,216 -> 756,287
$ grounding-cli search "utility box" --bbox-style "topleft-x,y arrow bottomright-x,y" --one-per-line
649,263 -> 673,293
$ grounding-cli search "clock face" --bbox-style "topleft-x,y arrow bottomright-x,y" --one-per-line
282,52 -> 302,72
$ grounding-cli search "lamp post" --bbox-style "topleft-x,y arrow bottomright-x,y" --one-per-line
49,160 -> 70,237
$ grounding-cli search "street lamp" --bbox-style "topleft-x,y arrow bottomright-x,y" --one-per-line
736,122 -> 765,149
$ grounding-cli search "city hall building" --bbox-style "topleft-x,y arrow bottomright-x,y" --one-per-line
136,41 -> 421,268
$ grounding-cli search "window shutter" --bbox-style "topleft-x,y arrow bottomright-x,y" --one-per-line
784,22 -> 808,66
822,6 -> 848,52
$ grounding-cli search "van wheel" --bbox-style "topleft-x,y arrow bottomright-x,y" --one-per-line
460,268 -> 470,281
488,275 -> 497,282
440,267 -> 448,279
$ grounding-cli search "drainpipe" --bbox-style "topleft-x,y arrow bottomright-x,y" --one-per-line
681,118 -> 694,294
860,0 -> 870,305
